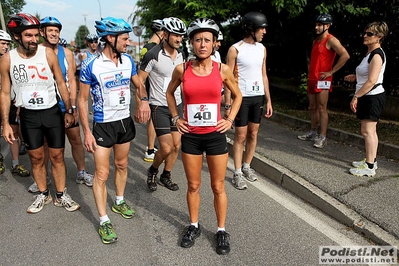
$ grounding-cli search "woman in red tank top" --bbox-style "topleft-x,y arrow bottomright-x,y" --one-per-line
166,18 -> 242,255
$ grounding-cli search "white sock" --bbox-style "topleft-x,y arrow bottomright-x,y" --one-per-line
99,215 -> 110,225
217,227 -> 225,232
234,169 -> 242,175
115,196 -> 124,205
242,163 -> 250,169
12,160 -> 19,168
190,221 -> 198,228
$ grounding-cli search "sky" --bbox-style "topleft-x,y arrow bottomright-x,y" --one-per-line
22,0 -> 140,43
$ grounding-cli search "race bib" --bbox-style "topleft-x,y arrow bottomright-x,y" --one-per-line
317,81 -> 331,90
187,103 -> 217,126
245,80 -> 264,95
22,90 -> 49,109
109,89 -> 130,109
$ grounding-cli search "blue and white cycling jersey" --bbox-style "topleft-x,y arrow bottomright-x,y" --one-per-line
80,53 -> 136,123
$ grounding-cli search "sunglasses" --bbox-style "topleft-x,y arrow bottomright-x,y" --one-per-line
363,31 -> 376,37
88,40 -> 98,43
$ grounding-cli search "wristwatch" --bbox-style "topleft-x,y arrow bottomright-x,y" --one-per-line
224,104 -> 231,110
171,115 -> 180,126
66,108 -> 74,114
141,97 -> 149,101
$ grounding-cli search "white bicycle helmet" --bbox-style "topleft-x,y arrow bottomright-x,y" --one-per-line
163,17 -> 186,35
217,31 -> 223,41
0,30 -> 11,41
187,18 -> 219,39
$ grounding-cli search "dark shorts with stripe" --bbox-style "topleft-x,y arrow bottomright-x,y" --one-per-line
93,116 -> 136,148
150,104 -> 183,137
20,104 -> 65,150
181,132 -> 228,155
234,96 -> 264,127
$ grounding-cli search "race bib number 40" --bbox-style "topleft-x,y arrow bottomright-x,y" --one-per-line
187,103 -> 217,126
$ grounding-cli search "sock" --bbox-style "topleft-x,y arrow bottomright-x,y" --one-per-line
56,191 -> 64,198
147,149 -> 155,155
115,195 -> 124,205
162,170 -> 171,177
366,162 -> 374,169
150,165 -> 158,173
374,158 -> 377,163
41,189 -> 49,196
12,160 -> 19,168
242,162 -> 250,169
190,221 -> 198,228
234,168 -> 242,175
217,227 -> 225,232
78,170 -> 85,176
99,215 -> 110,225
319,135 -> 326,140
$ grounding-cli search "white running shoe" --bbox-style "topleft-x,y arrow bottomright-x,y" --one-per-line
76,171 -> 94,187
313,136 -> 327,148
53,188 -> 80,212
242,167 -> 258,182
232,173 -> 248,190
298,131 -> 317,141
27,193 -> 53,213
349,162 -> 376,177
352,158 -> 378,169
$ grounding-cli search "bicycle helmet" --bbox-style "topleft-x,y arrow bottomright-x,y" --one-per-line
95,17 -> 132,37
59,38 -> 67,47
315,14 -> 333,25
7,13 -> 40,34
85,33 -> 98,41
242,11 -> 268,32
40,16 -> 62,30
187,18 -> 219,39
151,19 -> 164,32
163,17 -> 186,35
0,30 -> 12,41
217,31 -> 223,41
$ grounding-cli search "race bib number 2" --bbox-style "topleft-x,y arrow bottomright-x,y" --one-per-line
187,103 -> 217,126
109,89 -> 130,109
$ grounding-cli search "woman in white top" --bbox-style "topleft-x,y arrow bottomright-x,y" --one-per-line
344,21 -> 389,177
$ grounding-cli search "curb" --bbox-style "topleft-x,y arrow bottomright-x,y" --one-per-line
271,111 -> 399,161
226,112 -> 399,247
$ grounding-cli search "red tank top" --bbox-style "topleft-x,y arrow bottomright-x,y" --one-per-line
182,60 -> 223,134
308,34 -> 336,82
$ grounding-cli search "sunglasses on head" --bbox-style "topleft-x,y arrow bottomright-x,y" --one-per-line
363,31 -> 376,37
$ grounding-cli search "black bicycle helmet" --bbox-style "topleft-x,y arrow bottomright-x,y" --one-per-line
314,14 -> 333,25
242,11 -> 268,32
7,13 -> 40,34
187,18 -> 219,39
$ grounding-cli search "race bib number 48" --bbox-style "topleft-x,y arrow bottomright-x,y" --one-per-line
22,90 -> 49,109
187,103 -> 217,126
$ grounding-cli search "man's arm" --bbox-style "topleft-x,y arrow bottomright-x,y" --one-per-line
65,48 -> 78,123
262,46 -> 272,118
0,53 -> 15,143
224,45 -> 238,109
325,37 -> 350,77
132,72 -> 150,124
78,82 -> 97,153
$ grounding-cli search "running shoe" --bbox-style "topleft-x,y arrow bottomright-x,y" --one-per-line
19,142 -> 27,155
298,131 -> 317,141
27,193 -> 53,213
313,136 -> 327,148
232,173 -> 248,190
11,164 -> 30,177
147,167 -> 158,192
159,173 -> 179,191
181,225 -> 201,248
352,158 -> 378,169
143,146 -> 157,162
76,171 -> 94,187
28,176 -> 52,193
53,188 -> 80,212
349,162 -> 376,177
215,231 -> 231,255
98,220 -> 118,244
242,167 -> 258,182
111,200 -> 136,219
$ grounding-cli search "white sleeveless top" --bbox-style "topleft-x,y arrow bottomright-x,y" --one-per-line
232,40 -> 265,97
10,46 -> 58,109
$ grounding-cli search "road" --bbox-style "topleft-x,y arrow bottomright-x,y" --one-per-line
0,114 -> 374,266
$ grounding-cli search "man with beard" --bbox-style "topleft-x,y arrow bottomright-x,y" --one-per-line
297,14 -> 349,148
0,13 -> 80,213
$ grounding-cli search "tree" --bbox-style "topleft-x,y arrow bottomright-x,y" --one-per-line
1,0 -> 26,30
74,25 -> 90,49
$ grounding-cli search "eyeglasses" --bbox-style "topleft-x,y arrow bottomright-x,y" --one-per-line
363,31 -> 376,37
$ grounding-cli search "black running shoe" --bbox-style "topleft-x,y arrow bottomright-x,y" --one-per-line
181,225 -> 201,248
147,167 -> 158,192
215,231 -> 230,255
159,173 -> 179,191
